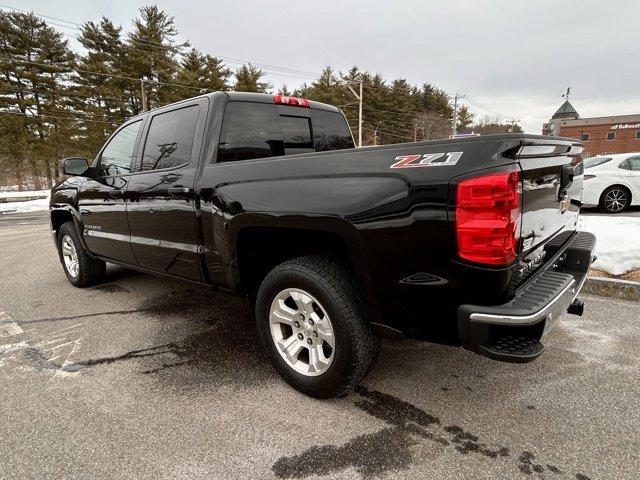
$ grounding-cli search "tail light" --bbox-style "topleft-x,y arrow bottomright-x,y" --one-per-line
273,95 -> 310,108
583,174 -> 596,180
456,167 -> 522,266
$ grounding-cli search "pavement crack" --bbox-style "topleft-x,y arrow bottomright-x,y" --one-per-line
10,309 -> 143,326
72,343 -> 186,369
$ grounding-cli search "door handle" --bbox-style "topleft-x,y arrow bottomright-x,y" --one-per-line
168,187 -> 192,195
110,189 -> 124,197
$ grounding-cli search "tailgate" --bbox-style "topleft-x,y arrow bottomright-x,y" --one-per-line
516,137 -> 584,256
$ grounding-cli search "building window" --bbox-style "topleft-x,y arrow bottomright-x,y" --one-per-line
580,133 -> 590,141
606,132 -> 615,141
636,131 -> 640,140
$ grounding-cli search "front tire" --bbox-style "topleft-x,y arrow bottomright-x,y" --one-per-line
57,221 -> 106,287
600,186 -> 630,213
256,256 -> 379,398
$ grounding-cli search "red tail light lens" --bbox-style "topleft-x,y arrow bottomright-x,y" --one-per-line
273,95 -> 310,108
456,168 -> 522,266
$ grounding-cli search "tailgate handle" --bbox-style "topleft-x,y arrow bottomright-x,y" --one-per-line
559,165 -> 574,198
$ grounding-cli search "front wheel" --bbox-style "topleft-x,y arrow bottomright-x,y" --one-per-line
256,256 -> 379,398
600,186 -> 630,213
57,221 -> 106,287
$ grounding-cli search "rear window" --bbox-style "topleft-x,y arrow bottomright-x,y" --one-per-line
217,101 -> 354,163
583,156 -> 612,169
280,115 -> 313,154
311,109 -> 355,151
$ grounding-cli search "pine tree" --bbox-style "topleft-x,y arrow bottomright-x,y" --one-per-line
174,48 -> 231,99
73,17 -> 132,154
233,64 -> 271,93
278,85 -> 291,96
456,105 -> 475,132
127,6 -> 188,108
304,67 -> 344,105
0,11 -> 75,187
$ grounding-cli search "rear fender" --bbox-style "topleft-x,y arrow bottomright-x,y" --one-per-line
226,213 -> 384,326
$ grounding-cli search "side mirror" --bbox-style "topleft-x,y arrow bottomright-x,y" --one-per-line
61,157 -> 90,176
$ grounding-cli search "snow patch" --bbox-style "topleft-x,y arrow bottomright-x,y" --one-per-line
0,195 -> 50,214
580,215 -> 640,275
0,189 -> 49,199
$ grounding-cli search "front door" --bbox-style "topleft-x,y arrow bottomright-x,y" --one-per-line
78,119 -> 144,264
126,100 -> 206,281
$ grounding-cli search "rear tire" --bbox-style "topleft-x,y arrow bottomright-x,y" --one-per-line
599,186 -> 630,213
256,255 -> 379,398
57,221 -> 106,287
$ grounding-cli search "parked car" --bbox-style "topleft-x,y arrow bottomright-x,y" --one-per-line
50,92 -> 595,398
581,153 -> 640,213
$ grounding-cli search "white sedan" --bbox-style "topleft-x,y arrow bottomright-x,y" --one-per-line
581,153 -> 640,213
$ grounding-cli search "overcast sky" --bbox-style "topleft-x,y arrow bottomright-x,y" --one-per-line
11,0 -> 640,132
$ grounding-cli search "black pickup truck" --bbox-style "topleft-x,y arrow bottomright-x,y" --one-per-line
51,92 -> 595,398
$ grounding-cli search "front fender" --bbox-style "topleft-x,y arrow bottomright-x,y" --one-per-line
50,180 -> 89,252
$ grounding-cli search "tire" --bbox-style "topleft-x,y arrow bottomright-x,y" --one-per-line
57,221 -> 106,287
599,186 -> 630,213
256,256 -> 379,398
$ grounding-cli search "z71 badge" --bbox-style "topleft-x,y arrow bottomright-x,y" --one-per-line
390,151 -> 463,169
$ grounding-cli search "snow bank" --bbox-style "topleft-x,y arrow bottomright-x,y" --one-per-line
580,215 -> 640,275
0,190 -> 49,215
0,189 -> 49,199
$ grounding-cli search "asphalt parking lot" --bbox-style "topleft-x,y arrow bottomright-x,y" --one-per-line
1,213 -> 638,479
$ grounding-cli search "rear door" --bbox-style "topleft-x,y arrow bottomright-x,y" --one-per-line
125,98 -> 207,280
79,119 -> 144,263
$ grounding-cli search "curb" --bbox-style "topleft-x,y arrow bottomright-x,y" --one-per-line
583,276 -> 640,302
0,195 -> 48,203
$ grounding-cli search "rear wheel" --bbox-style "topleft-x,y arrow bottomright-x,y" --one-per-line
57,221 -> 106,287
600,186 -> 630,213
256,256 -> 379,398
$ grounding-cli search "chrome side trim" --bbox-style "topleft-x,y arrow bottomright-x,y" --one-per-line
85,229 -> 198,252
469,278 -> 576,325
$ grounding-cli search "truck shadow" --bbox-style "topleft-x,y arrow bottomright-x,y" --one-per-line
79,272 -> 519,393
71,270 -> 507,393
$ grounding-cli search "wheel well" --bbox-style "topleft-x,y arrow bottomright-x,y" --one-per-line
236,227 -> 353,296
51,210 -> 74,239
600,184 -> 632,204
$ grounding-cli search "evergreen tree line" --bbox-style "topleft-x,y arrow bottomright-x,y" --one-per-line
0,5 -> 521,189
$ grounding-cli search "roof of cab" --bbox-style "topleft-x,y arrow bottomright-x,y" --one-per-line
122,91 -> 341,124
223,91 -> 340,113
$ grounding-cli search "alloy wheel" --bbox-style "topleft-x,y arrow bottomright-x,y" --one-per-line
269,288 -> 335,377
61,235 -> 79,278
604,188 -> 628,212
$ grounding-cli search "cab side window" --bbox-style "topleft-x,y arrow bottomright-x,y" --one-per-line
98,120 -> 142,177
217,102 -> 284,163
141,106 -> 200,171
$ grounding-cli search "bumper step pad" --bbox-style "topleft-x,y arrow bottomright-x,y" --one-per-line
478,336 -> 544,363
